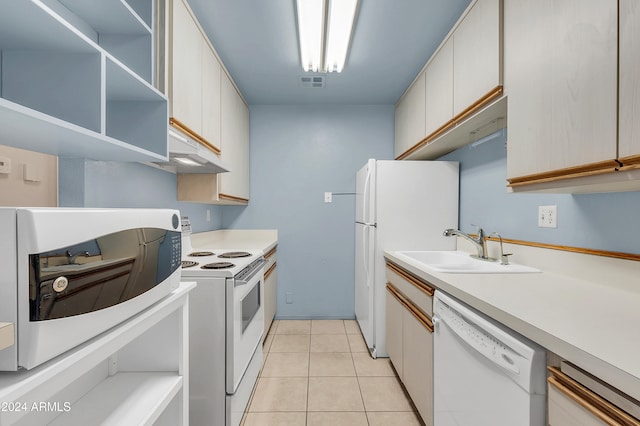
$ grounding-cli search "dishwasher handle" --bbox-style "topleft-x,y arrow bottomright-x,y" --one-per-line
434,305 -> 521,376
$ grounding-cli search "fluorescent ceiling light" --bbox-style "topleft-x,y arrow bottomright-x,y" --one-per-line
295,0 -> 359,73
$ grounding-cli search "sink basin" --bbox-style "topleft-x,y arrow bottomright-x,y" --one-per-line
395,251 -> 541,274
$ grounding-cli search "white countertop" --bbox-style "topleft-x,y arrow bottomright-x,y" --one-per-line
190,229 -> 277,254
384,249 -> 640,402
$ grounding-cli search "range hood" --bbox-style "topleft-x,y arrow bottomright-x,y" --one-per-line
153,129 -> 230,173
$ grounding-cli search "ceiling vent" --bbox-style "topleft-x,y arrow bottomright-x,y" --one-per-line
299,75 -> 325,88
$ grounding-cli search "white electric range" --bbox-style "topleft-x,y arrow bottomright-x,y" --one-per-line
181,224 -> 266,426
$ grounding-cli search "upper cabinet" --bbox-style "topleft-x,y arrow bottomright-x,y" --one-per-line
0,0 -> 168,162
505,0 -> 618,190
169,0 -> 221,155
395,72 -> 426,159
618,0 -> 640,167
168,0 -> 251,204
395,0 -> 504,161
452,0 -> 501,116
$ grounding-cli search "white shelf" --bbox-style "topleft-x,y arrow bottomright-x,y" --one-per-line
0,282 -> 195,426
0,323 -> 14,352
49,373 -> 182,426
0,0 -> 166,162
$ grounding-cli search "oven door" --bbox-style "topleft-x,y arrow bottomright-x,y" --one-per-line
226,263 -> 265,394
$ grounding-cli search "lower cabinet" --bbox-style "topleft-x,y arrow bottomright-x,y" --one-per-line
547,367 -> 640,426
385,261 -> 435,426
263,246 -> 277,334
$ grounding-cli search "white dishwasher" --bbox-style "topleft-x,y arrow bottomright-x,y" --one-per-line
433,290 -> 546,426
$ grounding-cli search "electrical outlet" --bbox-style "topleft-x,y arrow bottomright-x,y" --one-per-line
538,205 -> 557,228
324,192 -> 332,203
206,209 -> 211,222
286,292 -> 294,304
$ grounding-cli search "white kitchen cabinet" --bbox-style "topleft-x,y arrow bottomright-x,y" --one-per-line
385,288 -> 404,378
396,0 -> 504,161
453,0 -> 501,116
394,72 -> 426,159
425,38 -> 453,138
169,0 -> 222,155
505,0 -> 618,187
219,71 -> 251,203
402,305 -> 433,424
618,0 -> 640,167
385,262 -> 435,426
264,255 -> 277,334
0,283 -> 195,426
0,0 -> 168,163
547,367 -> 640,426
177,72 -> 250,204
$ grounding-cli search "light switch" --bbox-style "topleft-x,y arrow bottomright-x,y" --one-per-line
0,156 -> 11,174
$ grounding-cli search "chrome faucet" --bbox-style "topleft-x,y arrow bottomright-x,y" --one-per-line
443,225 -> 490,260
66,250 -> 90,264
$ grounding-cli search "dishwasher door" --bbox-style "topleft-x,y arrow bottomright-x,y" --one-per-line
433,290 -> 546,426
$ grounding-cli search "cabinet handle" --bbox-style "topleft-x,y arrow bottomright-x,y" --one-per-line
386,261 -> 435,296
386,283 -> 433,333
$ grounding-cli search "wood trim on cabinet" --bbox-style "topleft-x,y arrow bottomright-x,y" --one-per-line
548,367 -> 640,426
264,262 -> 276,280
219,193 -> 249,204
264,246 -> 277,260
386,283 -> 434,333
618,154 -> 640,168
396,85 -> 504,160
506,160 -> 620,187
386,261 -> 435,296
484,236 -> 640,262
169,117 -> 222,156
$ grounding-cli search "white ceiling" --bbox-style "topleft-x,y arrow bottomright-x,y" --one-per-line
186,0 -> 472,105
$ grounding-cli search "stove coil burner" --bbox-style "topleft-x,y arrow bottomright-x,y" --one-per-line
201,262 -> 235,270
181,260 -> 198,268
218,251 -> 251,259
189,251 -> 215,257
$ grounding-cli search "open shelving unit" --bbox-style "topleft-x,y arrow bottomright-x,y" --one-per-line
0,0 -> 167,162
0,282 -> 195,425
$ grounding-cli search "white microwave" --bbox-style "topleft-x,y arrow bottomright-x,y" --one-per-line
0,208 -> 182,371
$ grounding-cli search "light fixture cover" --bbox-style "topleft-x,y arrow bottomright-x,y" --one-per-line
295,0 -> 359,73
296,0 -> 325,72
324,0 -> 358,72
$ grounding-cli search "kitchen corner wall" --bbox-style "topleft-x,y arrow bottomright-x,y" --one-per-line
58,159 -> 222,232
440,131 -> 640,254
221,105 -> 394,320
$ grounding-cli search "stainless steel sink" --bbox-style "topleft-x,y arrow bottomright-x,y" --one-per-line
395,250 -> 541,274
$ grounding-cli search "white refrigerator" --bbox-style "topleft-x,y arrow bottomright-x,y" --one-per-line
355,159 -> 459,358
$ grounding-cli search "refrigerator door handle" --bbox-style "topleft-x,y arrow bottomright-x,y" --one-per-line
362,225 -> 370,287
363,165 -> 372,224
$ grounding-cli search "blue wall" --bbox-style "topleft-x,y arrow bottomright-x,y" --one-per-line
440,131 -> 640,254
58,159 -> 222,232
222,105 -> 394,319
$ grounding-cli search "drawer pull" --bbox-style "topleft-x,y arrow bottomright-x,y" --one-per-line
386,261 -> 434,296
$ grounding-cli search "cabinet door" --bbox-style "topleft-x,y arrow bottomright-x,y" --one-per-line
619,0 -> 640,164
201,43 -> 221,148
548,384 -> 608,426
219,72 -> 250,203
395,72 -> 426,158
170,0 -> 202,133
394,95 -> 409,158
264,265 -> 277,334
505,0 -> 617,182
385,289 -> 404,378
403,310 -> 433,426
425,38 -> 453,137
453,0 -> 501,116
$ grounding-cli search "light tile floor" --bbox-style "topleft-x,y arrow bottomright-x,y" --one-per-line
242,320 -> 423,426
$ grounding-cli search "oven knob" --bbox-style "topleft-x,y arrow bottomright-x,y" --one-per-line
53,276 -> 69,293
